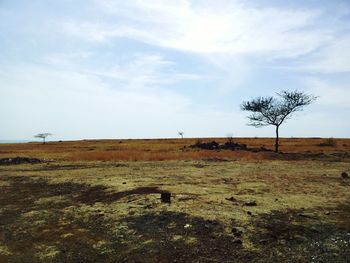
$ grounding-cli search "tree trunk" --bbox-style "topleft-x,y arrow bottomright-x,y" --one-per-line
275,125 -> 279,152
43,137 -> 45,145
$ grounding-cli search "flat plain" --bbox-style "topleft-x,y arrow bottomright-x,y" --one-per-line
0,138 -> 349,262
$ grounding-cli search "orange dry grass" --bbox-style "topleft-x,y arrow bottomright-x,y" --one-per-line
0,137 -> 349,161
68,149 -> 270,161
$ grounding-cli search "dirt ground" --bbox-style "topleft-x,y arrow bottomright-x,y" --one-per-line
0,138 -> 349,262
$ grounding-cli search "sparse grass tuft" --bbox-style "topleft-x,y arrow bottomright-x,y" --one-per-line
317,137 -> 337,147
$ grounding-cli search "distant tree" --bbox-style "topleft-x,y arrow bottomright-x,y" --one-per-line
241,90 -> 317,152
178,131 -> 184,139
34,133 -> 52,144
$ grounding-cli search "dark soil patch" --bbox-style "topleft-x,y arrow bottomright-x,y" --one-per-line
1,175 -> 350,262
0,176 -> 165,207
37,164 -> 96,171
203,157 -> 230,162
250,208 -> 350,262
0,175 -> 254,263
0,157 -> 43,165
117,211 -> 253,263
74,186 -> 164,205
5,163 -> 128,172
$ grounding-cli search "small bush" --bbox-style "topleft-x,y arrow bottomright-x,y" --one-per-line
317,138 -> 337,147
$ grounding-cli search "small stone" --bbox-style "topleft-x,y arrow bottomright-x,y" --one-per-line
324,211 -> 331,215
341,172 -> 349,179
122,182 -> 127,184
297,213 -> 311,218
226,196 -> 238,202
259,239 -> 269,244
279,239 -> 287,245
245,201 -> 257,206
232,227 -> 245,237
247,211 -> 252,216
184,224 -> 191,229
293,235 -> 308,243
232,238 -> 242,245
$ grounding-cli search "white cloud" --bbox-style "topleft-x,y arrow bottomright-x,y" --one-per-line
300,36 -> 350,73
1,0 -> 350,139
87,54 -> 202,89
61,0 -> 330,58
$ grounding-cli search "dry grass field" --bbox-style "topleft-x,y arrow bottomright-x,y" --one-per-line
0,137 -> 350,262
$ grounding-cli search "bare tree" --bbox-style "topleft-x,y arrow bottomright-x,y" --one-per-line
241,90 -> 316,152
178,131 -> 184,139
34,133 -> 52,144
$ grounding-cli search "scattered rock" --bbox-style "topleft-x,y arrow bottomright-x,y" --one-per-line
324,211 -> 331,215
247,211 -> 253,216
232,227 -> 245,237
184,224 -> 191,229
231,238 -> 242,245
259,239 -> 269,244
341,172 -> 349,179
244,201 -> 257,206
189,140 -> 247,151
122,182 -> 127,184
226,196 -> 238,202
278,239 -> 287,245
221,141 -> 247,151
297,213 -> 314,218
189,140 -> 220,150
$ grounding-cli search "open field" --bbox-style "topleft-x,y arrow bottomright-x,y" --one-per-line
0,138 -> 350,262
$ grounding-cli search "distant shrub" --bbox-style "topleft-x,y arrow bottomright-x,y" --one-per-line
317,138 -> 337,147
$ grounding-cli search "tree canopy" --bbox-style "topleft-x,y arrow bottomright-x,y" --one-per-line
241,90 -> 317,152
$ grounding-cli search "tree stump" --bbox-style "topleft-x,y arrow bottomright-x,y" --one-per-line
161,192 -> 171,203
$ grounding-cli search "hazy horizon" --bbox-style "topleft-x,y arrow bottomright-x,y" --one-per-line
1,0 -> 350,140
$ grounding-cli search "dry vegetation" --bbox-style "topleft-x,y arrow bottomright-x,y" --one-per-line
0,138 -> 350,262
0,137 -> 349,161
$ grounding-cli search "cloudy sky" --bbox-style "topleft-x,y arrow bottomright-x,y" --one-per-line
1,0 -> 350,140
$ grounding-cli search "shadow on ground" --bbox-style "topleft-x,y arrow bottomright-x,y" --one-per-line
250,207 -> 350,263
0,175 -> 349,262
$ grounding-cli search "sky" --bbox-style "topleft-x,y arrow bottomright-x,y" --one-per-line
1,0 -> 350,140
